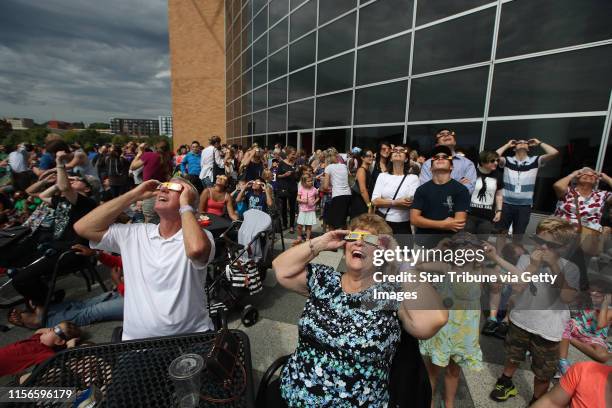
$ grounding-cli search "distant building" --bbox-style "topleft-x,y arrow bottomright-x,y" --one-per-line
47,120 -> 71,130
5,117 -> 34,130
110,118 -> 160,136
158,115 -> 173,137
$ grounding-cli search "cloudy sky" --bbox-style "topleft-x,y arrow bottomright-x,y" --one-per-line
0,0 -> 171,124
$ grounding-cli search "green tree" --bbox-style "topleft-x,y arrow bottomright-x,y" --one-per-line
88,122 -> 110,130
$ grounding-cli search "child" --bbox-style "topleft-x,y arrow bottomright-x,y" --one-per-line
232,179 -> 248,219
558,283 -> 611,375
0,321 -> 81,377
296,175 -> 319,242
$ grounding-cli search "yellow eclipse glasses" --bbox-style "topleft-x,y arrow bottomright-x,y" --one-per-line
156,182 -> 184,192
344,231 -> 380,246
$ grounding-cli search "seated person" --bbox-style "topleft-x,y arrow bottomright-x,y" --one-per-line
7,150 -> 99,326
236,177 -> 273,213
272,214 -> 448,406
11,245 -> 124,329
198,174 -> 238,221
532,361 -> 611,408
558,282 -> 611,374
0,321 -> 81,378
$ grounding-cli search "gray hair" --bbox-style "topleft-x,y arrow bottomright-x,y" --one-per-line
170,176 -> 201,211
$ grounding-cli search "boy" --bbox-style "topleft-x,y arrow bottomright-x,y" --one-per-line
490,217 -> 579,405
0,321 -> 81,377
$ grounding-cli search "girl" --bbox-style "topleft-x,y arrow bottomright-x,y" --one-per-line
296,174 -> 319,242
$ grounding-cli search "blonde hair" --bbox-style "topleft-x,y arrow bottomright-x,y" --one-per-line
536,217 -> 576,246
300,174 -> 313,187
58,321 -> 82,340
349,213 -> 393,235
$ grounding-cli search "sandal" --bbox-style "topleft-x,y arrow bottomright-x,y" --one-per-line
7,308 -> 25,327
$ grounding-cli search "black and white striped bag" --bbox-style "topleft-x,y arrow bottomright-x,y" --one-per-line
225,261 -> 263,295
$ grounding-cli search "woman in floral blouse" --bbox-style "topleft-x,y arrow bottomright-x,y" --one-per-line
272,213 -> 447,407
553,167 -> 612,231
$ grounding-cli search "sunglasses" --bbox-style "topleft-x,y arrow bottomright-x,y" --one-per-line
392,148 -> 407,154
344,231 -> 380,247
156,182 -> 184,192
515,140 -> 529,145
53,325 -> 68,341
432,154 -> 452,161
486,159 -> 499,164
530,234 -> 564,249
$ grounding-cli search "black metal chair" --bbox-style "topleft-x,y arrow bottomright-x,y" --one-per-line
40,250 -> 108,326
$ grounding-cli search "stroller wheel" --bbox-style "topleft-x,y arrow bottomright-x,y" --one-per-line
241,305 -> 259,327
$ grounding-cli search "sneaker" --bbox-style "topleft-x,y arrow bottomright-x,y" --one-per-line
558,358 -> 571,376
482,318 -> 499,336
494,321 -> 509,339
490,378 -> 518,402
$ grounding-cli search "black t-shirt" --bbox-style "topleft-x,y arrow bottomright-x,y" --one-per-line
469,168 -> 504,220
277,160 -> 298,193
51,194 -> 97,246
412,179 -> 470,236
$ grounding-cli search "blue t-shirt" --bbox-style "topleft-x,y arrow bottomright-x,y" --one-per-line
38,152 -> 54,170
245,191 -> 268,212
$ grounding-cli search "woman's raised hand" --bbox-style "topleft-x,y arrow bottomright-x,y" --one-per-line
312,229 -> 350,253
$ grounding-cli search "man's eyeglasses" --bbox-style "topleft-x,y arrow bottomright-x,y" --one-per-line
157,182 -> 184,192
344,231 -> 380,247
436,131 -> 455,139
432,154 -> 452,161
487,159 -> 499,164
530,234 -> 564,249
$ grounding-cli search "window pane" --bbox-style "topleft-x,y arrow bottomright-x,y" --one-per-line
241,136 -> 252,147
354,82 -> 407,124
413,8 -> 494,74
290,0 -> 316,41
353,126 -> 404,151
242,46 -> 252,71
254,6 -> 268,39
241,24 -> 251,52
288,98 -> 314,130
484,117 -> 605,212
252,110 -> 267,134
416,0 -> 490,25
254,0 -> 267,15
289,32 -> 315,71
490,45 -> 612,116
268,133 -> 287,146
317,53 -> 354,94
269,0 -> 288,25
356,34 -> 410,85
406,122 -> 482,162
268,47 -> 288,80
319,0 -> 356,25
268,105 -> 287,132
497,0 -> 612,59
315,91 -> 353,127
242,93 -> 252,114
253,60 -> 268,88
253,34 -> 267,64
287,132 -> 298,147
242,1 -> 252,28
243,69 -> 253,94
253,135 -> 266,147
409,67 -> 488,121
315,128 -> 351,152
358,0 -> 413,45
289,67 -> 315,101
242,114 -> 251,135
253,85 -> 267,111
268,76 -> 287,107
317,12 -> 356,60
269,17 -> 288,53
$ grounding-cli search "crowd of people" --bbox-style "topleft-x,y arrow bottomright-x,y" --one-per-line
0,129 -> 610,407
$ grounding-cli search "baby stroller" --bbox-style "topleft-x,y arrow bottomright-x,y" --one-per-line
207,209 -> 274,327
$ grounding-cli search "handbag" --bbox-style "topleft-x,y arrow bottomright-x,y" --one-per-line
573,193 -> 604,256
375,174 -> 408,220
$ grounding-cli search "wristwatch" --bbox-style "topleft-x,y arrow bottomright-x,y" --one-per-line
179,205 -> 195,215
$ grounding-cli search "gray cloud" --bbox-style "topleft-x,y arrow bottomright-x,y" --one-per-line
0,0 -> 171,124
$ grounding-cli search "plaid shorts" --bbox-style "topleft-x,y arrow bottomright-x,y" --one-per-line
504,322 -> 560,381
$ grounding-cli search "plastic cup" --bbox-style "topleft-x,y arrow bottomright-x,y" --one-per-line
169,353 -> 204,408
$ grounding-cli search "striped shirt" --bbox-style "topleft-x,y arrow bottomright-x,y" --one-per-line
500,155 -> 541,206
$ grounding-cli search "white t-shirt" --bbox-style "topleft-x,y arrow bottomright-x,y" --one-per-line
91,223 -> 216,340
372,173 -> 419,223
509,254 -> 580,342
324,163 -> 351,198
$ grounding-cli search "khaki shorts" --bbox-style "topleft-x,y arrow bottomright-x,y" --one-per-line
504,322 -> 560,381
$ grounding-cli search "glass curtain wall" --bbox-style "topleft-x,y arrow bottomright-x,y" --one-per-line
225,0 -> 612,212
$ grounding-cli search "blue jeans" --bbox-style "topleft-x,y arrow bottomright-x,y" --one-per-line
47,291 -> 124,327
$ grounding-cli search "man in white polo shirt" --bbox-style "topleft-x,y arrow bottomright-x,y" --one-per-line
74,177 -> 215,340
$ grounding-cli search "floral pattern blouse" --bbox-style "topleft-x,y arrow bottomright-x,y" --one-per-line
554,187 -> 611,232
280,263 -> 401,407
